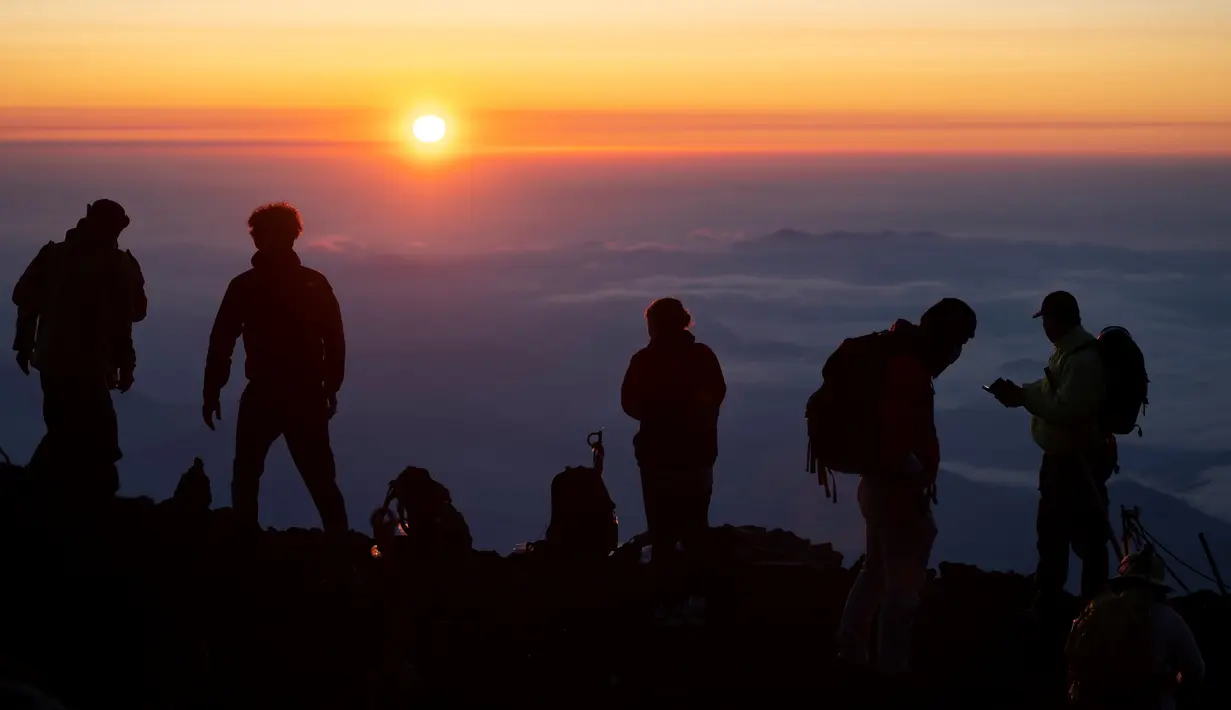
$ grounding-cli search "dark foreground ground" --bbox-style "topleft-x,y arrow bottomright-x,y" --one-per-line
1,461 -> 1227,710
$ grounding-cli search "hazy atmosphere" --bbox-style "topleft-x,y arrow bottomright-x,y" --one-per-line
4,1 -> 1231,583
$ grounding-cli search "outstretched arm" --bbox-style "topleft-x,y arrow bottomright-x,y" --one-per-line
1021,352 -> 1103,426
697,343 -> 727,412
621,352 -> 645,421
125,250 -> 148,323
203,279 -> 243,403
12,243 -> 54,356
320,278 -> 345,396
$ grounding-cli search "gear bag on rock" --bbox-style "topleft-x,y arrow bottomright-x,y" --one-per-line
543,431 -> 618,560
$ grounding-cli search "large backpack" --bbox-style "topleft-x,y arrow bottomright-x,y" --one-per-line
1089,326 -> 1149,437
805,329 -> 907,500
1066,588 -> 1163,708
544,431 -> 618,560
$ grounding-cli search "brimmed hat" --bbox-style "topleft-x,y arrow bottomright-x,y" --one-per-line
1111,546 -> 1171,593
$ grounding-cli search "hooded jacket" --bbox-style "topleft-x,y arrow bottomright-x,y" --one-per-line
11,220 -> 145,376
620,330 -> 726,471
203,249 -> 345,400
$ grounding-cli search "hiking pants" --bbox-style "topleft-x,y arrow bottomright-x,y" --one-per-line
1035,447 -> 1115,606
30,370 -> 121,497
837,478 -> 937,676
640,466 -> 713,606
232,384 -> 349,534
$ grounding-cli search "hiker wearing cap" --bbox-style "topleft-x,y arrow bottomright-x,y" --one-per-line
832,298 -> 977,679
202,202 -> 349,534
1065,547 -> 1205,710
989,291 -> 1117,614
11,200 -> 146,496
621,297 -> 726,624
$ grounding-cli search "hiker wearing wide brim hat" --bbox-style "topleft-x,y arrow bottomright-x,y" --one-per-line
1066,546 -> 1205,710
1109,547 -> 1172,594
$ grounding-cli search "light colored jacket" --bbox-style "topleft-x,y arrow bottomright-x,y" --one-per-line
1021,325 -> 1105,455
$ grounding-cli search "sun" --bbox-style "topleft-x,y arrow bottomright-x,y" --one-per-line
412,115 -> 447,143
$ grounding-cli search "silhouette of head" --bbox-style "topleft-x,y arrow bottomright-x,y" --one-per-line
1111,545 -> 1171,597
1032,291 -> 1080,343
85,199 -> 130,240
645,297 -> 693,341
248,202 -> 303,252
918,297 -> 977,377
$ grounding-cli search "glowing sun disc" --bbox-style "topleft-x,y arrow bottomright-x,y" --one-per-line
412,115 -> 447,143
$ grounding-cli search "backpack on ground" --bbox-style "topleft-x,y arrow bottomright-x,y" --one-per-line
1065,588 -> 1162,707
1089,326 -> 1149,438
543,430 -> 618,561
805,330 -> 905,501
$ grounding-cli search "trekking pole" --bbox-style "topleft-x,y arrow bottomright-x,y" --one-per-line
0,445 -> 10,466
1198,532 -> 1229,601
1077,454 -> 1123,562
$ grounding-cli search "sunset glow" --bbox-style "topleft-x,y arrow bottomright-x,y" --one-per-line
2,1 -> 1230,153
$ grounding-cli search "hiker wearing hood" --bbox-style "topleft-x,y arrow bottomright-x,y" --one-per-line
836,298 -> 976,678
622,297 -> 726,621
11,199 -> 145,496
202,203 -> 349,534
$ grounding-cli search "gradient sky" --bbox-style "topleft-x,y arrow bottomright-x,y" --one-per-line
2,0 -> 1230,152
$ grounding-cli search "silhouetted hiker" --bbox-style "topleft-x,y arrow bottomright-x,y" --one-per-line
202,202 -> 349,534
1066,546 -> 1204,710
621,297 -> 726,624
371,466 -> 472,559
824,298 -> 977,678
11,199 -> 146,497
989,292 -> 1125,616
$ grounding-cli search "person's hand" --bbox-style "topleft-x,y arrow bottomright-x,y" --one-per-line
989,378 -> 1024,408
326,392 -> 338,420
203,398 -> 222,431
15,350 -> 30,375
116,368 -> 134,393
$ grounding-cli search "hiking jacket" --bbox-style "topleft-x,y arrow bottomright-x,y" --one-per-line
857,319 -> 940,520
203,249 -> 345,400
1022,325 -> 1104,455
11,223 -> 145,376
621,331 -> 726,471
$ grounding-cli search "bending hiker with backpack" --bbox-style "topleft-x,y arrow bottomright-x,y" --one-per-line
988,291 -> 1149,619
11,199 -> 147,498
622,297 -> 726,625
1066,546 -> 1204,710
202,203 -> 349,534
816,298 -> 977,679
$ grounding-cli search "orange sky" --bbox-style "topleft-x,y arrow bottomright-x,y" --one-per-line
2,1 -> 1230,153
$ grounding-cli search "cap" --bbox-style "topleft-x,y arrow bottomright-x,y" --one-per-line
1032,290 -> 1080,320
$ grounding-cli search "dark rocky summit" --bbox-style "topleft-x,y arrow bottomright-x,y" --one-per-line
0,458 -> 1227,709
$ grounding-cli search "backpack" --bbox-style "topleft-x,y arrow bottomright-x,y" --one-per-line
1066,589 -> 1163,707
1089,326 -> 1149,437
543,431 -> 618,560
805,330 -> 907,499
